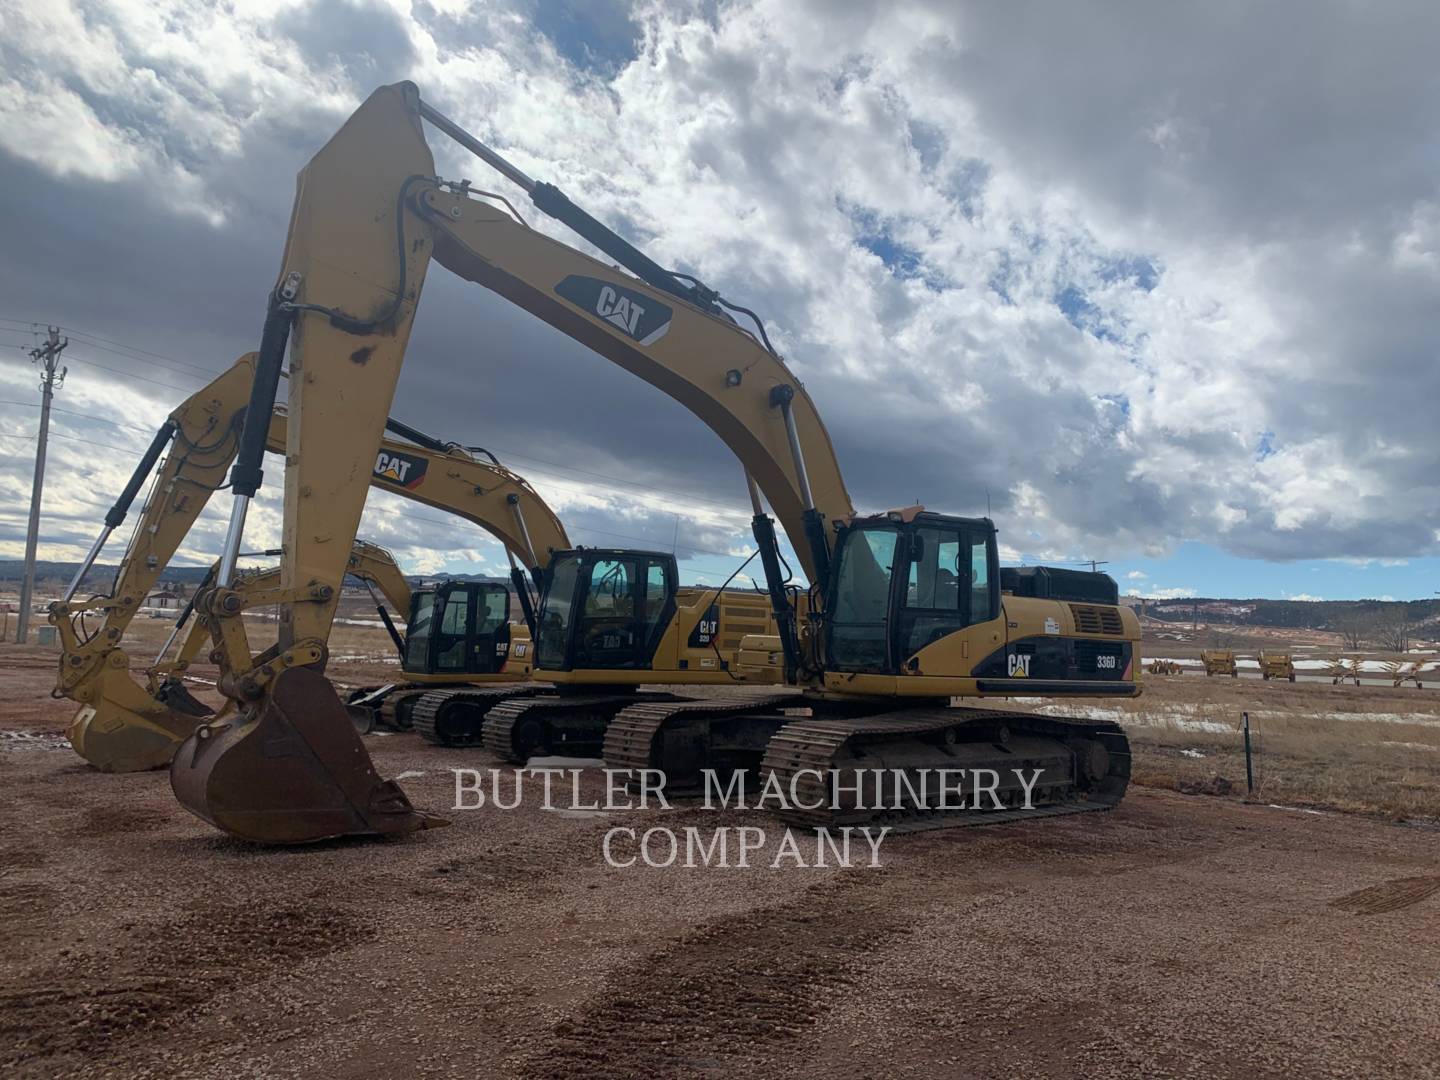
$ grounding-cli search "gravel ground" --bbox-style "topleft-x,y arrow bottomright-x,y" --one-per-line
2,643 -> 1438,1079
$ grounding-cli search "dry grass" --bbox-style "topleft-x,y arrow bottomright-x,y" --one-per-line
998,674 -> 1440,821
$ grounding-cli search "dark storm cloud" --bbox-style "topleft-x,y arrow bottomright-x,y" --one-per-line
0,0 -> 1437,574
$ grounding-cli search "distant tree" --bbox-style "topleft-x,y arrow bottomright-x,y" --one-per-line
1372,604 -> 1413,654
1332,611 -> 1372,651
1205,626 -> 1235,648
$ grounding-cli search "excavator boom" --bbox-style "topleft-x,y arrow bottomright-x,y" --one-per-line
56,350 -> 567,772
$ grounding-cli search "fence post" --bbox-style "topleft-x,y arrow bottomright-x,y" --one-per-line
1242,711 -> 1254,795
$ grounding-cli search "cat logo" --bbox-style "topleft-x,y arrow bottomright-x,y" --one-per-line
554,275 -> 673,346
596,286 -> 646,336
687,604 -> 721,648
373,450 -> 428,491
1007,653 -> 1032,677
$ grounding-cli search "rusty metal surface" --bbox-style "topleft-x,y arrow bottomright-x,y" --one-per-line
169,667 -> 446,844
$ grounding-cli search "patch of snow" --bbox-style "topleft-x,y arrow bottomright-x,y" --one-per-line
1168,719 -> 1233,733
1379,741 -> 1440,752
1180,748 -> 1205,758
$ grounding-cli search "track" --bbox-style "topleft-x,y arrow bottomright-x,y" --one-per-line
761,707 -> 1130,832
602,693 -> 801,789
482,692 -> 671,763
411,685 -> 546,747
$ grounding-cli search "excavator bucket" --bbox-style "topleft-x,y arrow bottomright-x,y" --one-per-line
67,663 -> 202,773
169,666 -> 446,844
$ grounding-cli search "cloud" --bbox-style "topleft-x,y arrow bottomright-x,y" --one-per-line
1,0 -> 1438,584
1126,570 -> 1148,580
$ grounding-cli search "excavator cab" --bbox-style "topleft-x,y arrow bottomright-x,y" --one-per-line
402,582 -> 512,677
825,513 -> 999,673
534,549 -> 676,672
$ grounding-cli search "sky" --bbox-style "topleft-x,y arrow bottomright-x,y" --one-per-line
0,0 -> 1437,600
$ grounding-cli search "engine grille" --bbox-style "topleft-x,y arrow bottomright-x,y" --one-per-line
1069,604 -> 1125,636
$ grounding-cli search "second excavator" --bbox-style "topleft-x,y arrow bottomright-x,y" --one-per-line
52,353 -> 566,771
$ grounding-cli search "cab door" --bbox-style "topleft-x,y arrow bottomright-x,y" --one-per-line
573,555 -> 675,670
468,583 -> 511,672
423,582 -> 511,676
896,525 -> 1002,673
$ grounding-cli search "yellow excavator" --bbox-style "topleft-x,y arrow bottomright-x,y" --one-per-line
410,556 -> 776,757
168,82 -> 1139,844
52,354 -> 566,771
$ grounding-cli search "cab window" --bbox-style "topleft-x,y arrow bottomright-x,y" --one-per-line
643,563 -> 668,642
587,560 -> 633,617
536,556 -> 582,669
969,537 -> 992,623
434,592 -> 471,671
828,526 -> 900,670
404,591 -> 436,672
900,526 -> 964,654
479,589 -> 507,633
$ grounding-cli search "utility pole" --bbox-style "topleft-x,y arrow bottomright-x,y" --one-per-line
15,327 -> 67,643
1074,559 -> 1109,574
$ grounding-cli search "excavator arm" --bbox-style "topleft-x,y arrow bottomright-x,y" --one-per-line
50,358 -> 255,693
53,359 -> 254,773
59,349 -> 567,773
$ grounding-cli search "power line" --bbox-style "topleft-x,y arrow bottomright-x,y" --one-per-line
0,317 -> 219,380
65,336 -> 219,382
47,430 -> 148,455
0,426 -> 144,456
2,328 -> 756,524
50,355 -> 198,394
0,397 -> 159,435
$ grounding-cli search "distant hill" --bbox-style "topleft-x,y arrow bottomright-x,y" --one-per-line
1133,596 -> 1440,632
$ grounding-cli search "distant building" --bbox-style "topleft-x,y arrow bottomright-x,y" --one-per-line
143,585 -> 186,613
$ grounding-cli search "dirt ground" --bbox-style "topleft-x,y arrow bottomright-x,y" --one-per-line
3,643 -> 1440,1079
